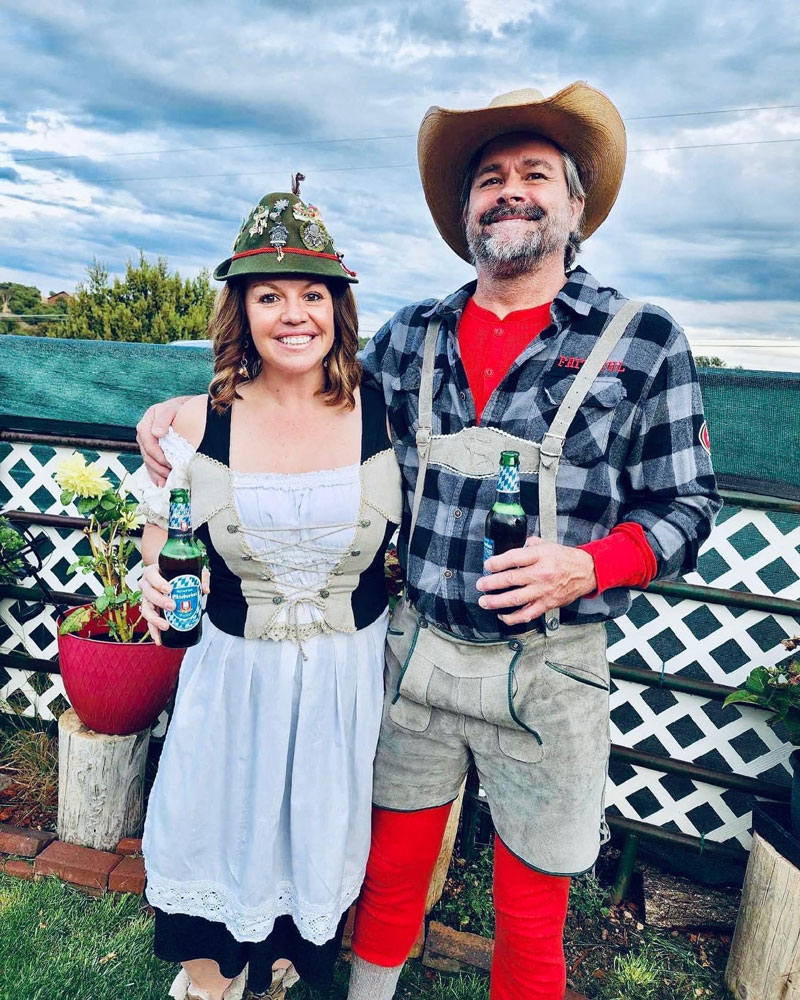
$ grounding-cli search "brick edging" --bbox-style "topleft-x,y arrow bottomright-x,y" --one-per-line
0,823 -> 144,894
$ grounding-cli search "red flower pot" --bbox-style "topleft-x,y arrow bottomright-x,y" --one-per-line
57,605 -> 184,736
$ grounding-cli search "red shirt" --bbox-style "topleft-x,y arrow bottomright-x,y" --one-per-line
457,297 -> 658,595
458,297 -> 552,422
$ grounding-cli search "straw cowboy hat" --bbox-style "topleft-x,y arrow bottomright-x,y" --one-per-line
417,82 -> 627,262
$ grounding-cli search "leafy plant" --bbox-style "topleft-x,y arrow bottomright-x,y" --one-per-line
0,516 -> 29,584
723,636 -> 800,744
569,870 -> 611,919
0,718 -> 58,825
54,453 -> 146,643
432,846 -> 495,939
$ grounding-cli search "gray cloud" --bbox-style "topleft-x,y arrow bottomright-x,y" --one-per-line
1,0 -> 798,367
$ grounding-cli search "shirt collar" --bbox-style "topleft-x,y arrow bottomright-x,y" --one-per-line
553,266 -> 600,317
422,280 -> 477,321
423,267 -> 602,323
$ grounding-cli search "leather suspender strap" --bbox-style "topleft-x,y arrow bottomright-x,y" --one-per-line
539,299 -> 644,631
408,300 -> 643,631
407,316 -> 441,555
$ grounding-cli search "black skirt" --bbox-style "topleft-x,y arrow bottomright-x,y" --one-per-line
153,907 -> 349,993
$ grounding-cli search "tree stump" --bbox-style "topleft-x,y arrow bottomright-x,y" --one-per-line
425,782 -> 466,913
57,708 -> 150,852
726,832 -> 800,1000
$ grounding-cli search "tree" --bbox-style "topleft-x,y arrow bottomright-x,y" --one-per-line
0,281 -> 68,336
694,355 -> 727,368
60,254 -> 217,343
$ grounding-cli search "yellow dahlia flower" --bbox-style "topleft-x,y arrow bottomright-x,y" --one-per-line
54,453 -> 112,498
118,506 -> 145,531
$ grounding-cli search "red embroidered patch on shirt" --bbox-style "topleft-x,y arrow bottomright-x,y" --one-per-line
699,421 -> 711,454
557,355 -> 626,373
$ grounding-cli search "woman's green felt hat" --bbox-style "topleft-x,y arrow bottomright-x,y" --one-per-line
214,191 -> 357,284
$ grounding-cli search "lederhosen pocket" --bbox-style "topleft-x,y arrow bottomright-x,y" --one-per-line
386,600 -> 546,758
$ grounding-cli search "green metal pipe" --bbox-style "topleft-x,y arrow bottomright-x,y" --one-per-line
0,583 -> 86,606
642,579 -> 800,618
465,791 -> 748,864
5,510 -> 142,536
610,660 -> 743,705
606,814 -> 746,863
610,832 -> 639,904
719,489 -> 800,515
0,650 -> 60,674
610,744 -> 790,802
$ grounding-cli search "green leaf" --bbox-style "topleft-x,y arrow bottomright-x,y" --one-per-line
723,690 -> 765,708
58,607 -> 94,635
60,490 -> 75,505
745,669 -> 769,694
94,595 -> 110,613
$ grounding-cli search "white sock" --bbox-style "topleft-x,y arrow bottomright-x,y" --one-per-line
347,955 -> 404,1000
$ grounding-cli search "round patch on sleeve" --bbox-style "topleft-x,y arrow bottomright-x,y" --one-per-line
699,420 -> 711,455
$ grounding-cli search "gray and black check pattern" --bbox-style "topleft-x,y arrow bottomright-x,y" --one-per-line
360,267 -> 722,640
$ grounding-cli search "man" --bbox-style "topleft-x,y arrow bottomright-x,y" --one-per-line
138,84 -> 720,1000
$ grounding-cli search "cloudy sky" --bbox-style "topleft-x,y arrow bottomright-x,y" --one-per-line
1,0 -> 798,369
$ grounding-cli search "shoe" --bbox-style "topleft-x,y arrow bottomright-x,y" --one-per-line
168,965 -> 248,1000
244,962 -> 300,1000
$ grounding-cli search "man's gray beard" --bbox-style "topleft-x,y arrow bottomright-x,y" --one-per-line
466,206 -> 572,279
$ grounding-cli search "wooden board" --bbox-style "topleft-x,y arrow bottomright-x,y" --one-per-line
425,782 -> 465,914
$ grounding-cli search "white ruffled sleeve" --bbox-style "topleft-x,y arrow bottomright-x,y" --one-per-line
129,428 -> 196,530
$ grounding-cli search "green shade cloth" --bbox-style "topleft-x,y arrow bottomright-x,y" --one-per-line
0,337 -> 797,498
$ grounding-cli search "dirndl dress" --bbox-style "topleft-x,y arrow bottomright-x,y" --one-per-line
132,386 -> 401,993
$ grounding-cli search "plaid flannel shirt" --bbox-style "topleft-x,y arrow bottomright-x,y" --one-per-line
360,266 -> 721,640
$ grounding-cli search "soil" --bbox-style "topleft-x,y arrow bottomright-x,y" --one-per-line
0,769 -> 57,831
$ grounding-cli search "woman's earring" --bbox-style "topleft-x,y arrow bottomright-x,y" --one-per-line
238,339 -> 251,379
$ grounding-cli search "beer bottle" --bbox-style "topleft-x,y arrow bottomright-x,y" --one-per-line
483,450 -> 531,634
158,488 -> 203,648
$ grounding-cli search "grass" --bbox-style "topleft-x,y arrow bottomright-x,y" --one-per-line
0,841 -> 733,1000
0,874 -> 489,1000
0,873 -> 171,1000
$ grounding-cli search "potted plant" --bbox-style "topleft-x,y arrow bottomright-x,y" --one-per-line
54,452 -> 183,736
723,636 -> 800,837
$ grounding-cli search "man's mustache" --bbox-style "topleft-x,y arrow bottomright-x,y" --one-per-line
479,205 -> 546,226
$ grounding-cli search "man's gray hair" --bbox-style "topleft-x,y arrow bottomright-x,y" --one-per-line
459,136 -> 586,270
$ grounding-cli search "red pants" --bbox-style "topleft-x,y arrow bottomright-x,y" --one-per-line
353,805 -> 571,1000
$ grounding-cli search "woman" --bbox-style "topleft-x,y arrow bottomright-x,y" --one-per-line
134,188 -> 402,1000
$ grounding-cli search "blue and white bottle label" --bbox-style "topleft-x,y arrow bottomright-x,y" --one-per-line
168,501 -> 192,533
482,536 -> 494,576
497,465 -> 519,494
165,574 -> 202,631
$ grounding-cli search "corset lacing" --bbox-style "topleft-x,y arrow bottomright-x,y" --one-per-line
240,517 -> 359,657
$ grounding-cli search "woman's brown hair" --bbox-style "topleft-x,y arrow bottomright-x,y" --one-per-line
208,278 -> 361,413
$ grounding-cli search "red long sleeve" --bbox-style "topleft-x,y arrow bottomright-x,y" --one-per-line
579,522 -> 658,595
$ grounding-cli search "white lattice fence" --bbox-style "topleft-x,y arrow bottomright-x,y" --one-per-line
0,438 -> 160,730
2,439 -> 799,847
